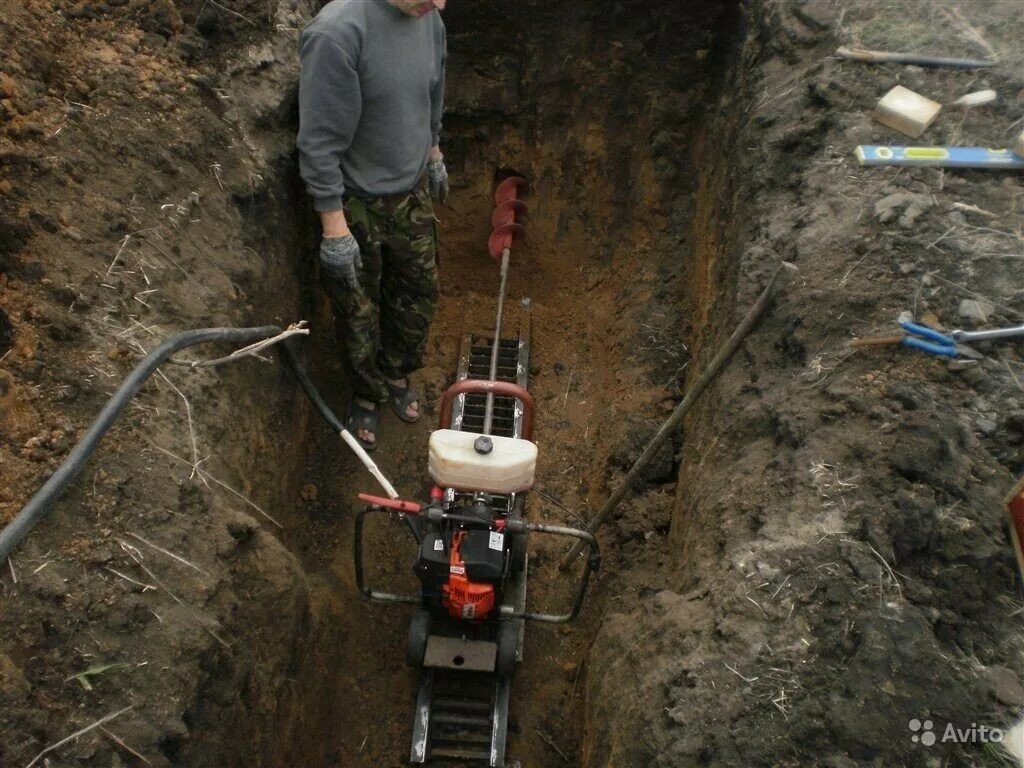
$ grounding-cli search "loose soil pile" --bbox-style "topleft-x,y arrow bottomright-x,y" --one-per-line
1,1 -> 1021,767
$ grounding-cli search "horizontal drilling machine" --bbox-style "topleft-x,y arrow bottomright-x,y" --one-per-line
354,177 -> 601,767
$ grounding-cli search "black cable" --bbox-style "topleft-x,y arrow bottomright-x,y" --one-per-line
277,341 -> 423,540
0,326 -> 282,561
277,339 -> 346,433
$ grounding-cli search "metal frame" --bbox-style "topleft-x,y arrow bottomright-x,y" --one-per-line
438,379 -> 535,442
353,503 -> 600,624
490,679 -> 511,767
362,175 -> 548,766
410,669 -> 435,764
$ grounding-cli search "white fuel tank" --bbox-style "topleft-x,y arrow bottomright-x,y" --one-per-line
428,429 -> 537,494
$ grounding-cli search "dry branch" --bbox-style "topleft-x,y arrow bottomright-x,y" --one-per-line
147,442 -> 283,528
127,532 -> 208,576
119,540 -> 231,648
200,0 -> 257,26
559,262 -> 798,569
186,322 -> 310,368
155,370 -> 200,471
834,45 -> 993,69
100,726 -> 152,765
534,729 -> 570,762
24,706 -> 133,768
105,566 -> 156,592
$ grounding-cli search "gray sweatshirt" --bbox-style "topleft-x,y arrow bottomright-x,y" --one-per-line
297,0 -> 446,210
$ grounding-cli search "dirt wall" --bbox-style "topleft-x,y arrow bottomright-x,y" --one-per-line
586,2 -> 1024,767
0,2 -> 332,765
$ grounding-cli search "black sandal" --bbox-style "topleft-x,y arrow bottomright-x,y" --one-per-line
347,400 -> 379,451
387,378 -> 422,424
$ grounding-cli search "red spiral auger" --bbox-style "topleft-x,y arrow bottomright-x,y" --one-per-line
488,176 -> 528,261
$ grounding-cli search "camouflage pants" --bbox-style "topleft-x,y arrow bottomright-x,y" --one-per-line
321,180 -> 439,403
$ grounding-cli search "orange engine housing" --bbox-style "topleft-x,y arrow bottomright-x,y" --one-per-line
442,531 -> 496,621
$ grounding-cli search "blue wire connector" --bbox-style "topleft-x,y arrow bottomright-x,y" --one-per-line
898,321 -> 958,357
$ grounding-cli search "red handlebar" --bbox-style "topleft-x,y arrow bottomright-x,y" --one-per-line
357,493 -> 422,514
438,380 -> 535,441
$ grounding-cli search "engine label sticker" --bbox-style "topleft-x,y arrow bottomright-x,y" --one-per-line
450,565 -> 465,575
489,532 -> 504,551
434,539 -> 444,551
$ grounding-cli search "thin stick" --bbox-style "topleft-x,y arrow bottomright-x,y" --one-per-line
569,657 -> 585,705
127,532 -> 208,576
534,729 -> 570,762
105,566 -> 156,591
187,323 -> 310,368
926,272 -> 1021,317
746,596 -> 768,617
866,543 -> 903,597
155,370 -> 199,473
560,262 -> 798,569
834,46 -> 993,69
24,706 -> 133,768
207,0 -> 256,26
120,541 -> 231,648
106,235 -> 131,276
195,468 -> 282,529
7,556 -> 16,584
939,6 -> 997,60
1004,358 -> 1024,393
771,575 -> 791,600
148,443 -> 283,528
849,335 -> 902,348
100,727 -> 152,766
951,202 -> 997,219
724,663 -> 758,684
535,489 -> 585,525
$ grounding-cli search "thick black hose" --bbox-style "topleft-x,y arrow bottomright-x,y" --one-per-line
0,326 -> 281,561
278,341 -> 417,537
277,339 -> 345,433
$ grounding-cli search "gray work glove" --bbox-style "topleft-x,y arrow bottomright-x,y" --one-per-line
320,233 -> 362,290
427,155 -> 449,202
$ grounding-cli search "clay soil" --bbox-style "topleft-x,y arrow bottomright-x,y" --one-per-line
2,1 -> 1023,768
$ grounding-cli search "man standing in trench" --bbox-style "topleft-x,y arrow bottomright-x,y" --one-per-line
297,0 -> 448,450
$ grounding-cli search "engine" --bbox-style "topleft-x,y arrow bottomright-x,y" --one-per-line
413,503 -> 506,621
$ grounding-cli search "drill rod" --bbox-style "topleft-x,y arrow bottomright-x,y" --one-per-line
483,247 -> 511,435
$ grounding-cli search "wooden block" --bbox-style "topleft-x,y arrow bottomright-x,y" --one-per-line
874,85 -> 941,138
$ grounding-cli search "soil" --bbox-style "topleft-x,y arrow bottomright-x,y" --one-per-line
587,3 -> 1024,767
1,1 -> 1022,768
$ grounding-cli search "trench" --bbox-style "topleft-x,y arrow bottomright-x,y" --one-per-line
200,2 -> 748,766
6,2 -> 1022,766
